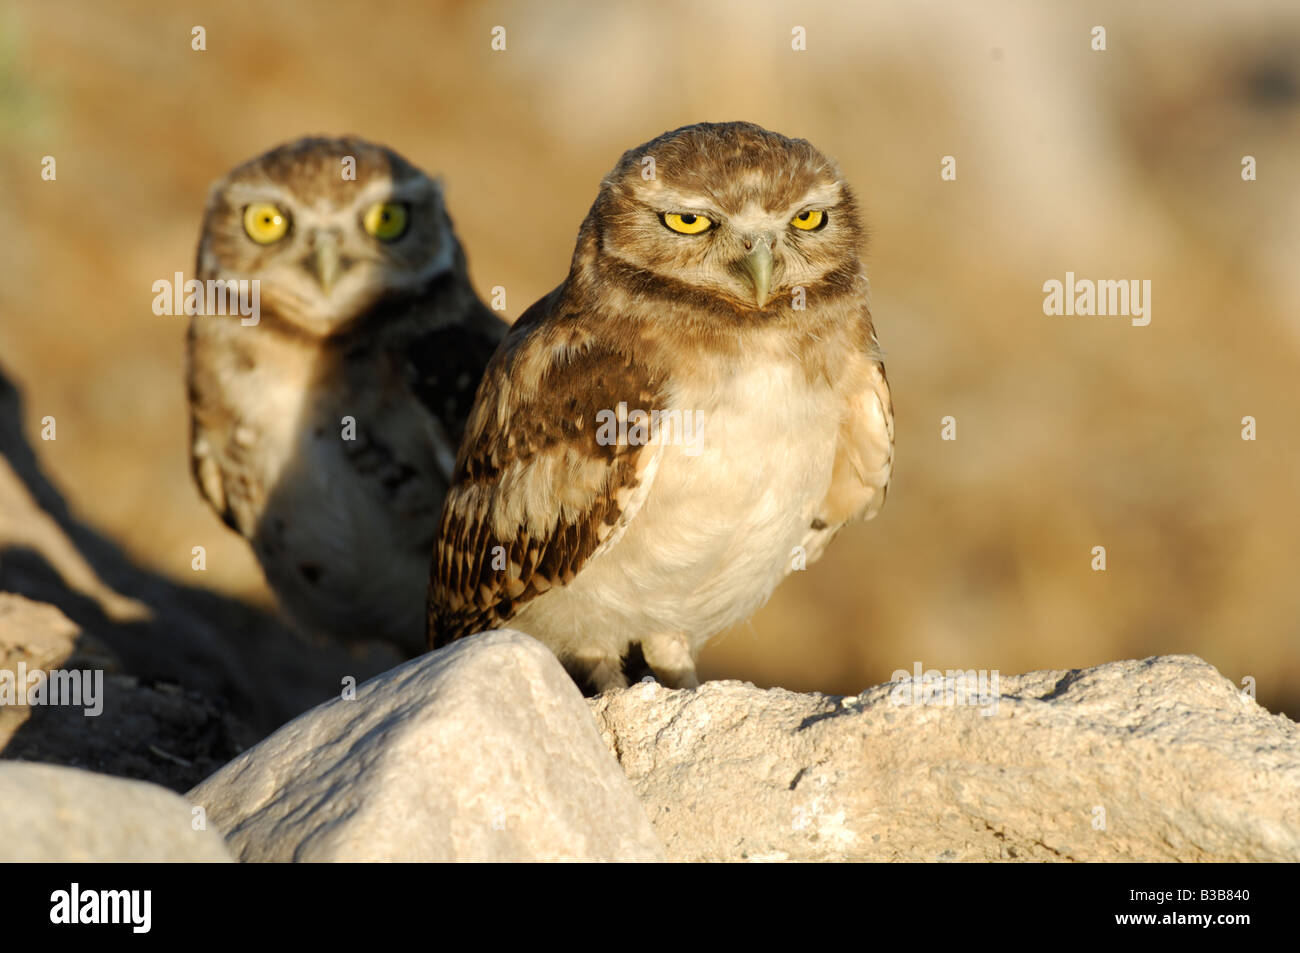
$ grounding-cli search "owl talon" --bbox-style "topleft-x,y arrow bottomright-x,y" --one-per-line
575,655 -> 629,694
642,632 -> 699,690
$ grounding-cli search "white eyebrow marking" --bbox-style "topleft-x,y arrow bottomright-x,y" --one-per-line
220,176 -> 434,213
350,176 -> 433,208
634,178 -> 844,220
221,182 -> 296,204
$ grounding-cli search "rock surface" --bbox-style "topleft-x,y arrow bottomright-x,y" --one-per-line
589,655 -> 1300,862
0,761 -> 232,861
189,630 -> 666,862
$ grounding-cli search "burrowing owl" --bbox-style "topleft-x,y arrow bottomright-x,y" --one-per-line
188,136 -> 505,655
428,122 -> 893,691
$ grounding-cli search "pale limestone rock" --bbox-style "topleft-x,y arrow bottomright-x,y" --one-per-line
589,655 -> 1300,862
0,761 -> 232,861
0,591 -> 83,672
190,630 -> 666,862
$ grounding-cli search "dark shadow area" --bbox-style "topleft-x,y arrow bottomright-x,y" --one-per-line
0,364 -> 397,790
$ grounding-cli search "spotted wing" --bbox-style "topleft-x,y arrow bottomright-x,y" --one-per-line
428,300 -> 664,646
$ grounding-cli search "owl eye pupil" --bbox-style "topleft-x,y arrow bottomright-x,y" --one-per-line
680,214 -> 697,224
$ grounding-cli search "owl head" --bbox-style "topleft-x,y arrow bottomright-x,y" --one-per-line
585,121 -> 865,314
196,136 -> 460,336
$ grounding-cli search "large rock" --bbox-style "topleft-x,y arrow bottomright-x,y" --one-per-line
189,630 -> 666,862
589,655 -> 1300,862
0,762 -> 232,861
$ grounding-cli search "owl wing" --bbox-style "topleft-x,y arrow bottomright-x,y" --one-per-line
401,301 -> 508,485
428,297 -> 664,646
798,325 -> 895,565
186,328 -> 263,539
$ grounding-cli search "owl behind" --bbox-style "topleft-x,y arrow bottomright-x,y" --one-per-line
188,136 -> 504,655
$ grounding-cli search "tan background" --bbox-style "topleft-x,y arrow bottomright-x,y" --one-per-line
2,0 -> 1298,712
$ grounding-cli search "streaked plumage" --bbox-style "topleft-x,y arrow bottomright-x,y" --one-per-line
428,122 -> 893,691
187,136 -> 504,654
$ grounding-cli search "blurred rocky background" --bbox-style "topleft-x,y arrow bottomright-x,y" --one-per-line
2,0 -> 1298,739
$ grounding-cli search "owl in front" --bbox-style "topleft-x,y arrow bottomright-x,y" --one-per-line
188,136 -> 505,655
428,121 -> 893,691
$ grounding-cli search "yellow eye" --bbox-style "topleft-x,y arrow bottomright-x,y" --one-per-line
243,203 -> 289,244
791,209 -> 826,231
363,202 -> 409,242
662,212 -> 713,235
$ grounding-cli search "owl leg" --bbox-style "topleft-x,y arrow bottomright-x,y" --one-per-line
572,653 -> 629,694
641,631 -> 699,689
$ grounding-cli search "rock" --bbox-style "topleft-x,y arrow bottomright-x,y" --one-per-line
0,590 -> 89,673
589,655 -> 1300,862
0,761 -> 232,861
189,630 -> 666,862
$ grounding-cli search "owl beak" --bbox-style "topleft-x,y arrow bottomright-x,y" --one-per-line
309,235 -> 343,294
740,238 -> 774,308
